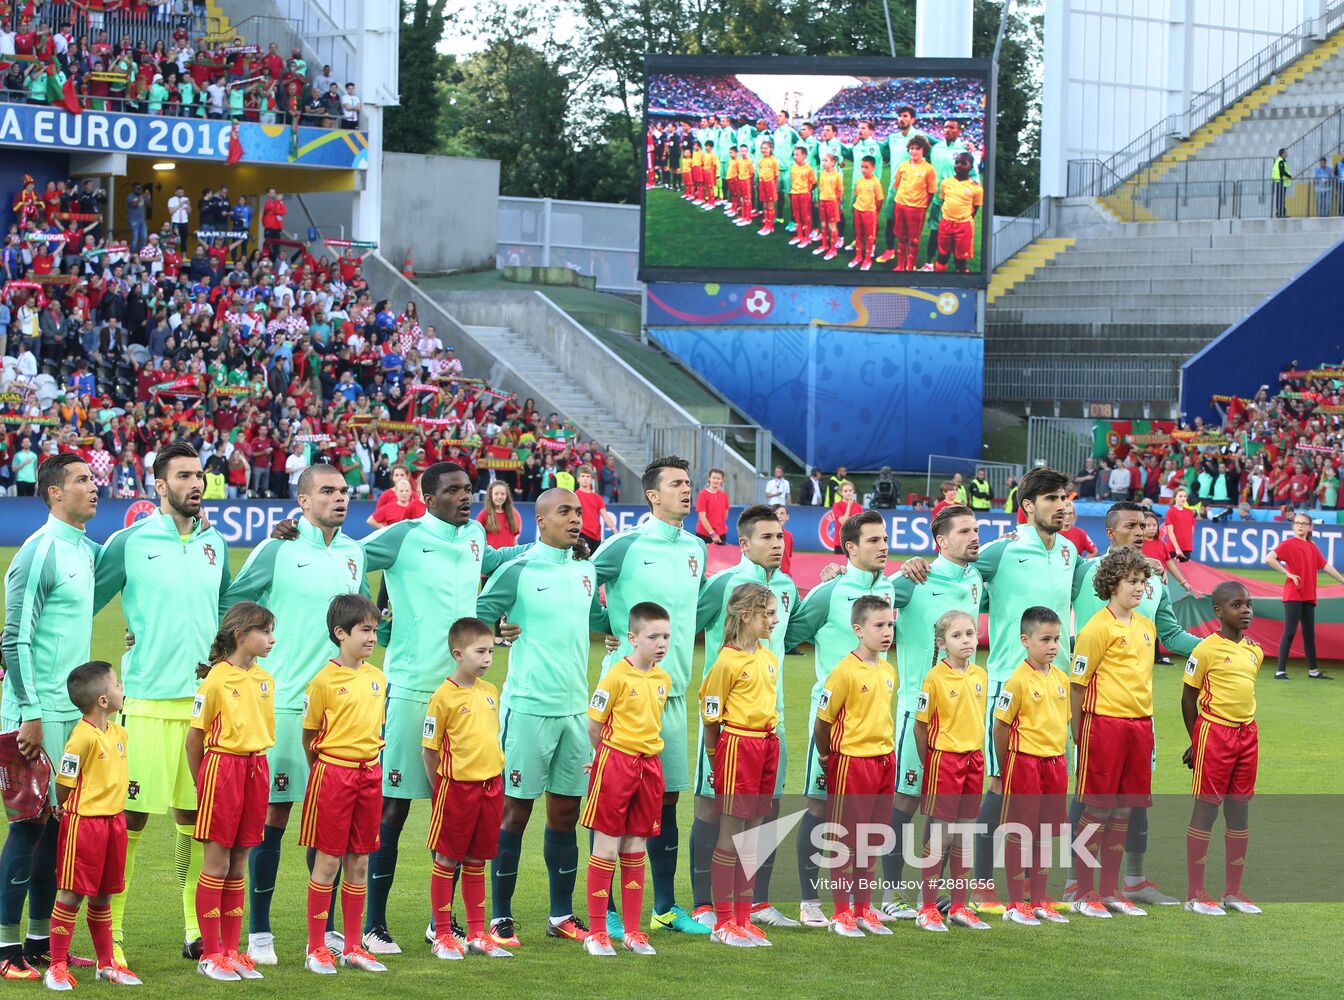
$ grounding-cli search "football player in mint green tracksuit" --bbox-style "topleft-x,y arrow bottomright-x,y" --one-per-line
0,454 -> 98,979
591,456 -> 708,937
878,105 -> 930,262
94,443 -> 231,963
477,489 -> 608,947
782,509 -> 895,928
878,503 -> 983,921
221,463 -> 370,964
687,504 -> 799,930
771,111 -> 801,230
1065,500 -> 1200,908
356,461 -> 526,952
816,123 -> 848,242
845,120 -> 885,250
925,118 -> 980,267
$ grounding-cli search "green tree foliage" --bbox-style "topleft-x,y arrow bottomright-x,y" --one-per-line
384,0 -> 452,154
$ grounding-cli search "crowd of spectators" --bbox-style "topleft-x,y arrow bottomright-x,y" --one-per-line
0,12 -> 361,128
0,174 -> 620,504
646,73 -> 774,121
814,77 -> 987,146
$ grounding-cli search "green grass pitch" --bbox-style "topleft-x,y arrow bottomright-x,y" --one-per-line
641,183 -> 984,275
0,545 -> 1336,997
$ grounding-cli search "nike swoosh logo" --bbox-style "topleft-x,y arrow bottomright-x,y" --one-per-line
147,554 -> 161,560
643,560 -> 657,565
421,548 -> 435,554
537,587 -> 550,592
9,877 -> 30,886
297,562 -> 312,568
68,572 -> 78,578
252,886 -> 275,895
1017,558 -> 1030,563
930,591 -> 945,597
558,867 -> 577,875
369,873 -> 392,880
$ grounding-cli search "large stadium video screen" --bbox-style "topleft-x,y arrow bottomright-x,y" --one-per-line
639,55 -> 992,288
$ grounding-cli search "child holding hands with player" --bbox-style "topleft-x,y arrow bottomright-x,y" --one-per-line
813,595 -> 897,939
699,583 -> 781,948
298,595 -> 389,975
1182,582 -> 1263,916
47,661 -> 141,991
187,602 -> 277,981
580,603 -> 673,958
421,617 -> 512,959
914,609 -> 990,933
992,606 -> 1071,927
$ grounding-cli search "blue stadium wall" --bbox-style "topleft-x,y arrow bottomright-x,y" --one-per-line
645,282 -> 983,470
1180,234 -> 1344,423
0,149 -> 72,231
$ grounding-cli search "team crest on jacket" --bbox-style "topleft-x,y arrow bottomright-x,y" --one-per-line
202,543 -> 217,566
388,770 -> 402,787
1144,581 -> 1154,599
127,781 -> 140,800
688,556 -> 699,577
371,681 -> 380,692
509,769 -> 522,788
274,772 -> 289,791
904,769 -> 918,787
347,558 -> 358,580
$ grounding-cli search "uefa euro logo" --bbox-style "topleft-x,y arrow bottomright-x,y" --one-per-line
124,500 -> 157,526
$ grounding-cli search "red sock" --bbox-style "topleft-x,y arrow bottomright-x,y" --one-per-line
1186,825 -> 1210,898
340,883 -> 366,955
711,848 -> 736,928
220,877 -> 245,955
853,866 -> 874,913
1073,811 -> 1105,896
196,872 -> 225,958
830,862 -> 851,915
87,902 -> 115,969
1098,819 -> 1128,898
307,880 -> 333,954
49,902 -> 78,966
431,862 -> 456,938
733,852 -> 755,928
950,846 -> 970,909
1224,828 -> 1249,896
461,863 -> 487,939
586,856 -> 616,933
918,846 -> 943,909
617,853 -> 645,932
1004,834 -> 1028,906
1030,865 -> 1049,905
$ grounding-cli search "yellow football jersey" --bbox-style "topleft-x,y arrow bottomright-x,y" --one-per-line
57,720 -> 129,817
790,164 -> 816,195
699,644 -> 779,734
917,660 -> 989,752
302,660 -> 387,763
994,660 -> 1070,758
423,677 -> 504,782
190,660 -> 277,755
817,653 -> 897,757
852,175 -> 884,213
818,169 -> 843,203
589,657 -> 672,757
1184,633 -> 1262,725
1071,608 -> 1156,718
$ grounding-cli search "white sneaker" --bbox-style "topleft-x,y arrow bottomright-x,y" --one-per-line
1221,893 -> 1262,914
324,931 -> 345,953
879,897 -> 918,921
1124,879 -> 1180,905
750,904 -> 800,928
339,949 -> 387,972
1002,904 -> 1041,926
710,924 -> 755,947
691,906 -> 716,928
829,913 -> 865,938
948,905 -> 991,930
583,932 -> 617,957
622,932 -> 656,956
799,901 -> 829,928
467,935 -> 513,958
1033,906 -> 1070,924
197,955 -> 241,981
361,925 -> 402,955
225,952 -> 263,980
305,948 -> 338,975
431,934 -> 465,959
43,964 -> 77,991
1103,896 -> 1147,916
1070,894 -> 1112,919
915,906 -> 948,932
246,933 -> 277,966
1184,896 -> 1226,916
854,908 -> 892,935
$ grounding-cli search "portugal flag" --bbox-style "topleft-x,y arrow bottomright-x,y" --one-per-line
226,122 -> 244,164
47,61 -> 81,115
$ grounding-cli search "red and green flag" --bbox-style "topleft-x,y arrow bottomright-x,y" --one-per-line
46,60 -> 81,115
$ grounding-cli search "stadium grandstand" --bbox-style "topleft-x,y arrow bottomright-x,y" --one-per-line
645,72 -> 775,121
812,76 -> 986,145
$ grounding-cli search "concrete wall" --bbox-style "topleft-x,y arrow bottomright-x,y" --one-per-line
380,153 -> 499,274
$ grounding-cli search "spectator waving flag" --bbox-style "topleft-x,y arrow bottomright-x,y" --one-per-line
227,121 -> 244,164
47,60 -> 81,115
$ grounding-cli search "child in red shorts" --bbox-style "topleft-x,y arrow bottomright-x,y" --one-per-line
915,609 -> 989,932
814,595 -> 897,938
47,661 -> 141,990
1182,582 -> 1263,916
580,602 -> 672,958
933,152 -> 983,273
699,582 -> 780,948
187,602 -> 277,980
421,617 -> 510,960
298,595 -> 388,975
992,606 -> 1071,927
816,151 -> 844,260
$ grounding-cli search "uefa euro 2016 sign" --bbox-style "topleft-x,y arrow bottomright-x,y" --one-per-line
0,106 -> 368,170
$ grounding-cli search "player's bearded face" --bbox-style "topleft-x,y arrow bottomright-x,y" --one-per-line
1030,494 -> 1067,533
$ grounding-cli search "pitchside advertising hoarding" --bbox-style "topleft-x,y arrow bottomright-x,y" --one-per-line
2,499 -> 1339,570
639,54 -> 991,288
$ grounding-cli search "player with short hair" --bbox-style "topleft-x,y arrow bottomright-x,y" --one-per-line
590,458 -> 709,937
732,144 -> 756,226
1069,548 -> 1159,919
701,141 -> 719,210
700,583 -> 780,947
298,594 -> 389,975
94,441 -> 233,963
814,595 -> 897,938
421,617 -> 512,959
814,151 -> 843,260
933,153 -> 982,273
479,489 -> 608,947
187,602 -> 277,981
223,464 -> 370,965
1182,582 -> 1263,916
581,603 -> 673,957
993,607 -> 1071,926
848,155 -> 884,271
788,146 -> 817,250
0,453 -> 100,980
783,510 -> 895,928
924,119 -> 979,270
770,111 -> 801,230
689,506 -> 799,930
914,609 -> 990,932
45,661 -> 140,991
843,119 -> 884,252
878,105 -> 930,262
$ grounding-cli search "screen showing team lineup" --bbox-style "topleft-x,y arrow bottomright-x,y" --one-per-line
639,55 -> 991,287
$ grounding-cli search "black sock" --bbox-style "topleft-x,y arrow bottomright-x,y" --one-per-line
973,790 -> 1002,882
491,830 -> 523,920
753,835 -> 777,906
796,812 -> 821,901
647,804 -> 679,914
0,820 -> 43,935
248,824 -> 284,933
27,821 -> 59,928
364,822 -> 401,932
882,806 -> 916,893
689,817 -> 717,909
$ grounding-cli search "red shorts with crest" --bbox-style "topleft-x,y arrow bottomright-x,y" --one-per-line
921,748 -> 984,821
299,757 -> 382,857
712,730 -> 779,819
428,775 -> 503,860
194,750 -> 270,847
581,744 -> 665,838
1192,717 -> 1258,803
57,812 -> 127,897
999,750 -> 1068,828
1076,714 -> 1154,809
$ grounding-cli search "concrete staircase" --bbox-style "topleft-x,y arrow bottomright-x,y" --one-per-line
462,324 -> 650,465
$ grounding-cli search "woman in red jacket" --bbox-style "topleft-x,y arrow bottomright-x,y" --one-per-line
477,480 -> 521,549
